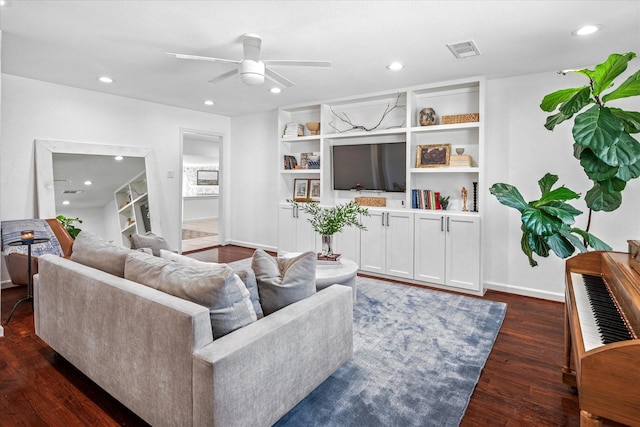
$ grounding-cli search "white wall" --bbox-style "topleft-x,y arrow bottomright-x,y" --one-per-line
484,70 -> 640,300
56,206 -> 107,240
1,74 -> 230,279
229,111 -> 278,251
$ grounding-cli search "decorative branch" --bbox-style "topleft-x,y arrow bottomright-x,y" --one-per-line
329,93 -> 406,133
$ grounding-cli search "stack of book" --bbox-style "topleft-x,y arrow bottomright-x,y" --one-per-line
283,123 -> 304,137
411,189 -> 442,209
283,155 -> 298,170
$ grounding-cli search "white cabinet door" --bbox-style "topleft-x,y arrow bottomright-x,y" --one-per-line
386,211 -> 414,279
277,204 -> 296,254
414,212 -> 446,285
414,212 -> 480,291
332,225 -> 360,264
360,211 -> 386,274
294,209 -> 318,254
446,214 -> 480,291
278,203 -> 317,255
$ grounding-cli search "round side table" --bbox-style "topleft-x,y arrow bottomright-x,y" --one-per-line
5,237 -> 50,324
315,258 -> 359,302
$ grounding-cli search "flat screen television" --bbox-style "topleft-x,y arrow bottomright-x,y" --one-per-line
332,142 -> 406,192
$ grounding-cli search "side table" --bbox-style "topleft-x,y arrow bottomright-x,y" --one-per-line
5,237 -> 50,324
315,258 -> 359,302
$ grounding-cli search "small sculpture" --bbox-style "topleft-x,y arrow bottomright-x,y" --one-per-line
419,108 -> 437,126
461,187 -> 468,212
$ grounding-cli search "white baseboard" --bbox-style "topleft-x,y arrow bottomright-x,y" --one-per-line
484,280 -> 564,302
1,280 -> 17,290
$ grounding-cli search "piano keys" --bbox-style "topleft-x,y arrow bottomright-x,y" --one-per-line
565,251 -> 640,427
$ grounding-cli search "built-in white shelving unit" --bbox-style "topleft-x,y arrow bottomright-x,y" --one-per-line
276,77 -> 485,294
114,171 -> 151,247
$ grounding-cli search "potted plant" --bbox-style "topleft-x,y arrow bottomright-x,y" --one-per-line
290,200 -> 369,257
437,195 -> 450,210
490,52 -> 640,266
56,214 -> 83,239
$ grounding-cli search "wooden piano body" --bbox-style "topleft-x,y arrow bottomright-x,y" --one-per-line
565,251 -> 640,427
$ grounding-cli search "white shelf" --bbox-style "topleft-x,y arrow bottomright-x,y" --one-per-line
323,128 -> 407,139
280,135 -> 321,142
409,122 -> 480,133
410,167 -> 480,173
280,169 -> 321,174
121,222 -> 136,233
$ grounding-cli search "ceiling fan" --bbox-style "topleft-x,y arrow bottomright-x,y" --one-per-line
167,33 -> 332,88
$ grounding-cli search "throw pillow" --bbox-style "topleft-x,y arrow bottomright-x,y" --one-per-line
125,251 -> 257,338
130,232 -> 169,256
251,249 -> 316,315
159,249 -> 262,319
70,231 -> 131,277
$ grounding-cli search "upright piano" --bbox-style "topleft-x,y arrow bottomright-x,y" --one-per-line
565,250 -> 640,426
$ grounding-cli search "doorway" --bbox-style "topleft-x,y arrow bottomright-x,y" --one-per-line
180,131 -> 223,253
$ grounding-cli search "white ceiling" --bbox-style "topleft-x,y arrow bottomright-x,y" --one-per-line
1,1 -> 639,117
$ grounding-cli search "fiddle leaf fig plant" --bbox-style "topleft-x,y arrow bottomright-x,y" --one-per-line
540,52 -> 640,212
490,174 -> 611,267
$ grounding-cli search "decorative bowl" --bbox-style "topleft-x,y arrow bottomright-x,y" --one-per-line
306,122 -> 321,135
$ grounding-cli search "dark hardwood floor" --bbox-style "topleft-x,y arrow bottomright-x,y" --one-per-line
0,245 -> 624,426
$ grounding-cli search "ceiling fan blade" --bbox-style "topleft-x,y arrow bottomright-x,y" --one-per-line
265,67 -> 295,88
208,69 -> 238,84
166,52 -> 239,64
263,60 -> 332,68
242,34 -> 262,61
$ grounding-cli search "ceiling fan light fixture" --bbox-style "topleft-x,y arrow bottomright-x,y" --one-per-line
239,60 -> 266,85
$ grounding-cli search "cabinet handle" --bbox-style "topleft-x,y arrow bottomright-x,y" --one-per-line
386,212 -> 390,227
440,216 -> 444,232
381,212 -> 385,226
447,216 -> 450,232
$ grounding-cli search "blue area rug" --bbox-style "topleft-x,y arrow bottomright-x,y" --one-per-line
227,260 -> 506,426
280,277 -> 505,426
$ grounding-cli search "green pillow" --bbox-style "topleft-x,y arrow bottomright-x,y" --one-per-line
251,249 -> 316,315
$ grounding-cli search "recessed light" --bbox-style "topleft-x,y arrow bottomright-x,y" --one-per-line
98,76 -> 114,84
386,62 -> 404,71
62,200 -> 70,205
270,87 -> 282,94
203,100 -> 215,106
84,180 -> 93,186
572,25 -> 600,36
114,155 -> 123,161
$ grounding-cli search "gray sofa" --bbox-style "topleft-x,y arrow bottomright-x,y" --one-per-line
34,253 -> 353,427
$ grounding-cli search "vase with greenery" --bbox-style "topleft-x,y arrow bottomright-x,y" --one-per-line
290,200 -> 369,257
56,214 -> 83,239
490,52 -> 640,266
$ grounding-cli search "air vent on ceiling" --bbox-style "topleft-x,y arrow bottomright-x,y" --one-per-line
63,190 -> 84,194
447,40 -> 480,59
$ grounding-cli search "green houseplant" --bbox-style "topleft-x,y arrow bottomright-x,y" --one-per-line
56,214 -> 83,239
490,52 -> 640,266
290,200 -> 369,257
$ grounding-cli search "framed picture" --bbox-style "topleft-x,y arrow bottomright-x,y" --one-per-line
293,179 -> 309,201
309,178 -> 321,202
416,144 -> 451,168
197,170 -> 219,185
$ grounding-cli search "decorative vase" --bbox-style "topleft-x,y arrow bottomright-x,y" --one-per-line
321,235 -> 333,257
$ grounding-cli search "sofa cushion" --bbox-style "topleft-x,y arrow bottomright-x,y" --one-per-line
251,248 -> 316,315
70,231 -> 130,277
125,251 -> 256,338
130,232 -> 169,256
160,250 -> 263,319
